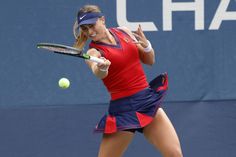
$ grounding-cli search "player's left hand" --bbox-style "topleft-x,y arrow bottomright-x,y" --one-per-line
132,24 -> 149,49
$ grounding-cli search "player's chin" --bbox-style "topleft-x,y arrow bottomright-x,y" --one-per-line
89,34 -> 102,42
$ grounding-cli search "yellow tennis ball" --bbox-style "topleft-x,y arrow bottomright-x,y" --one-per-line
58,78 -> 70,89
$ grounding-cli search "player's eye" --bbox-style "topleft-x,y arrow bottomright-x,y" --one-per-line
80,24 -> 95,31
80,26 -> 88,31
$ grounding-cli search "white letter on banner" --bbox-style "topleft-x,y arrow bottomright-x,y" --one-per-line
116,0 -> 158,31
209,0 -> 236,30
163,0 -> 204,31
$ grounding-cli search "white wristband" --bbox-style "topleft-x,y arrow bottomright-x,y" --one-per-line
143,40 -> 152,53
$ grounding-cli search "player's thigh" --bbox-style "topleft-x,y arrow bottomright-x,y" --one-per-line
143,108 -> 182,157
98,131 -> 135,157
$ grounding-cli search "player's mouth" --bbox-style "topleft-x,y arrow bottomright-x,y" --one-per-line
90,33 -> 97,38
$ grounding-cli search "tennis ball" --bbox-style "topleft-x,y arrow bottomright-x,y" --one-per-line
58,78 -> 70,89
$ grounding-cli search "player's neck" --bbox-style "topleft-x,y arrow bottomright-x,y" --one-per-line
100,29 -> 116,45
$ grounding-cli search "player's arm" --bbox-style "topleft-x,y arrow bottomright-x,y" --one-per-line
118,26 -> 155,66
85,48 -> 111,79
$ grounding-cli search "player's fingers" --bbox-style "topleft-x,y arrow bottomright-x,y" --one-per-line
97,60 -> 110,72
137,24 -> 146,38
132,40 -> 144,45
97,57 -> 106,66
97,57 -> 110,67
133,32 -> 146,43
138,24 -> 143,33
137,25 -> 141,34
132,33 -> 141,40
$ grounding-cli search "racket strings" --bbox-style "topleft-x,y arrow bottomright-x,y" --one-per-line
40,46 -> 82,55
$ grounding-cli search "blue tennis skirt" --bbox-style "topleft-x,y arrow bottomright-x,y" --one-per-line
94,73 -> 168,134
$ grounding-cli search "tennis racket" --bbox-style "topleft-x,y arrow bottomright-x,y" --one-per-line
37,43 -> 104,64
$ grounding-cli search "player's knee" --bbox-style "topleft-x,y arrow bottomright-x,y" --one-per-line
165,146 -> 183,157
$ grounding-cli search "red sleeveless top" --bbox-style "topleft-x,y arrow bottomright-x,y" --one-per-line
89,28 -> 149,100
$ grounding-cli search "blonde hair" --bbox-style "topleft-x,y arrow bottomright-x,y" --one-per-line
73,5 -> 101,49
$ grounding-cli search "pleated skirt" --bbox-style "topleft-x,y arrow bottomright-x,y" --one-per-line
94,73 -> 168,134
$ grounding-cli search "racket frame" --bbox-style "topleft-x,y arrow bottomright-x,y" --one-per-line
37,43 -> 104,63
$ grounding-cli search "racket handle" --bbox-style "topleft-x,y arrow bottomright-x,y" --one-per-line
89,56 -> 105,64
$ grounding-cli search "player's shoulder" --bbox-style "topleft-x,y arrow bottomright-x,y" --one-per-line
116,26 -> 136,41
117,26 -> 132,34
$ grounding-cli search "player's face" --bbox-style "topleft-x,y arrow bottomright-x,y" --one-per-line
80,17 -> 106,42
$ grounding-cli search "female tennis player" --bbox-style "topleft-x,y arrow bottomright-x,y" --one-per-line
73,4 -> 183,157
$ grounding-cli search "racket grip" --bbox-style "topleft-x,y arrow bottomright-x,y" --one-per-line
89,56 -> 105,64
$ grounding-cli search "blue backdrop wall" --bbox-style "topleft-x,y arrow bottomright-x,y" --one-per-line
0,0 -> 236,157
0,0 -> 236,106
